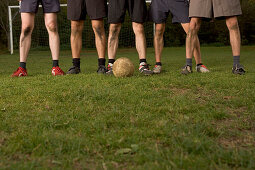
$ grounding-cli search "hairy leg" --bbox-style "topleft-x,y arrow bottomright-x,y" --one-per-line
91,19 -> 106,59
44,13 -> 59,60
132,22 -> 146,59
182,23 -> 202,64
186,18 -> 202,60
154,23 -> 165,63
226,16 -> 241,56
20,13 -> 35,62
70,20 -> 84,59
108,23 -> 121,60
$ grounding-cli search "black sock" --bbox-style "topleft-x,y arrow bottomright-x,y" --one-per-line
233,56 -> 240,66
98,58 -> 106,66
20,62 -> 26,69
140,59 -> 147,64
73,58 -> 80,68
156,62 -> 162,66
186,58 -> 192,67
53,60 -> 59,67
108,59 -> 115,64
196,63 -> 203,66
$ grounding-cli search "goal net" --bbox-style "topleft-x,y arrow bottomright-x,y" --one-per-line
8,1 -> 154,54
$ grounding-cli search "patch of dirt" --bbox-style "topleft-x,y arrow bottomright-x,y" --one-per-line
0,138 -> 6,147
223,96 -> 235,100
212,106 -> 255,149
226,106 -> 248,117
171,87 -> 190,95
218,131 -> 255,148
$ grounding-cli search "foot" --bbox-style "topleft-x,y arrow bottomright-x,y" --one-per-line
196,65 -> 209,73
11,67 -> 27,77
106,63 -> 113,75
66,66 -> 81,74
52,66 -> 65,76
139,62 -> 154,75
181,65 -> 192,75
97,65 -> 107,74
232,64 -> 245,75
153,65 -> 162,74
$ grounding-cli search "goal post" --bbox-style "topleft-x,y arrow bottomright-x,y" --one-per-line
8,1 -> 154,54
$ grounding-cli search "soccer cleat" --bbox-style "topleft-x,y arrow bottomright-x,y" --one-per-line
153,65 -> 162,74
232,64 -> 245,75
196,65 -> 210,73
106,63 -> 113,75
97,65 -> 107,74
139,62 -> 154,75
52,66 -> 65,76
11,67 -> 27,77
66,66 -> 81,74
181,65 -> 193,75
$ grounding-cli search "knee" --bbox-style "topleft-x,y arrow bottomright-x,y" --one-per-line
190,22 -> 199,33
92,24 -> 104,36
226,17 -> 239,31
110,24 -> 121,37
188,21 -> 200,38
133,23 -> 144,35
22,25 -> 33,37
71,22 -> 83,35
46,22 -> 57,33
155,27 -> 164,38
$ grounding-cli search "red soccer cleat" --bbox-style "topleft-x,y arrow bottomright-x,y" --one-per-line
52,66 -> 65,76
11,67 -> 28,77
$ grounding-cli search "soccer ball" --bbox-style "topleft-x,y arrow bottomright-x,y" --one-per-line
113,57 -> 135,78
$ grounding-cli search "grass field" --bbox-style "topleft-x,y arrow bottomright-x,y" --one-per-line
0,46 -> 255,169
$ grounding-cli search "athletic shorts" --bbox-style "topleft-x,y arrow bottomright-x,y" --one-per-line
20,0 -> 60,13
189,0 -> 242,18
108,0 -> 147,24
148,0 -> 190,24
67,0 -> 107,21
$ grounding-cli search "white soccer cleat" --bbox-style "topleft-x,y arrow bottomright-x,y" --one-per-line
196,65 -> 210,73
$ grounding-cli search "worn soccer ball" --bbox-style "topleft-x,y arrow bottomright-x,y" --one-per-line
113,57 -> 135,78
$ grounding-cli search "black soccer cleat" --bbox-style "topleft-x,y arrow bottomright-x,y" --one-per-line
97,65 -> 107,74
232,64 -> 245,75
181,65 -> 193,75
66,66 -> 81,74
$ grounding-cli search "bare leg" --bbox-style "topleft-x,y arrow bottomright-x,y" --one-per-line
132,22 -> 146,59
20,13 -> 35,62
70,20 -> 84,59
154,23 -> 165,63
186,18 -> 202,60
182,23 -> 202,64
226,16 -> 241,56
44,13 -> 59,60
108,23 -> 121,59
91,19 -> 106,59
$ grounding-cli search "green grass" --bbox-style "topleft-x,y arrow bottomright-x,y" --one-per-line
0,46 -> 255,169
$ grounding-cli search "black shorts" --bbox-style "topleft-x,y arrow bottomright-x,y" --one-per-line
148,0 -> 190,24
67,0 -> 107,21
108,0 -> 147,24
20,0 -> 60,13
